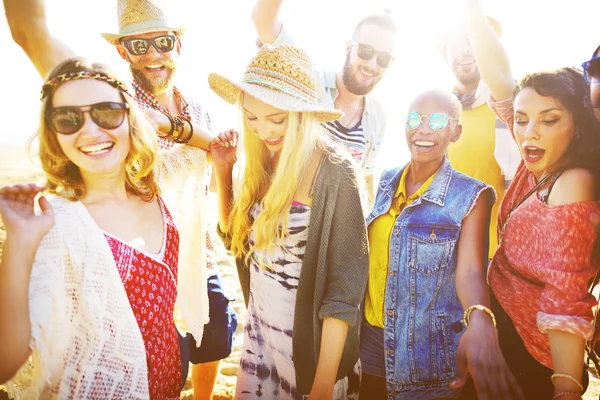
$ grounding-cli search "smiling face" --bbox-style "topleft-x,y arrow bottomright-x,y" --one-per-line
51,79 -> 131,179
242,93 -> 289,153
513,87 -> 576,178
445,34 -> 481,89
406,91 -> 462,166
343,23 -> 395,95
117,30 -> 180,94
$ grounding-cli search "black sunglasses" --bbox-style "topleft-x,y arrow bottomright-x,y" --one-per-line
582,55 -> 600,84
350,41 -> 394,68
120,35 -> 176,56
46,102 -> 129,135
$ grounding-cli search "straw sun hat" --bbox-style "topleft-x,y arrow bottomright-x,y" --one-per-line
101,0 -> 185,45
208,45 -> 343,123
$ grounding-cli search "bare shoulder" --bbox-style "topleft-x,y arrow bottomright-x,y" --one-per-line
549,168 -> 596,205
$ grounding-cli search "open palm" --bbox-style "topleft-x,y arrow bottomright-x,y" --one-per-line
0,184 -> 55,244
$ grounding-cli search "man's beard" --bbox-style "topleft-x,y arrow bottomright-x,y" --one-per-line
342,53 -> 381,96
129,57 -> 177,95
454,67 -> 481,88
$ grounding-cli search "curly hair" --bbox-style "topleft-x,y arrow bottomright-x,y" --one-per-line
34,57 -> 159,202
514,67 -> 600,183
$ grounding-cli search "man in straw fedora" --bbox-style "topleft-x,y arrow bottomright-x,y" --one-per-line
434,4 -> 520,263
251,0 -> 396,208
5,0 -> 237,398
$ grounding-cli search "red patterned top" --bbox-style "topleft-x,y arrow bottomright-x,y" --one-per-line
488,97 -> 600,368
105,198 -> 182,399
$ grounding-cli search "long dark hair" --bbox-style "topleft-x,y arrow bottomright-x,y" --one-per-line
514,67 -> 600,184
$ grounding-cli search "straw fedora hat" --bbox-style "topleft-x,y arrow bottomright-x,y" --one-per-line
208,45 -> 343,123
101,0 -> 185,45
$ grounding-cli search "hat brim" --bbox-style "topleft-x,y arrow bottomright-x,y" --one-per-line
101,25 -> 185,45
208,73 -> 343,123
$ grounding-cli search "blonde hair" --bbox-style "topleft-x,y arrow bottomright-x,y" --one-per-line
35,57 -> 159,202
229,100 -> 332,267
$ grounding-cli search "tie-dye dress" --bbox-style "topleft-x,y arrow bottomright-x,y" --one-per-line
235,203 -> 357,400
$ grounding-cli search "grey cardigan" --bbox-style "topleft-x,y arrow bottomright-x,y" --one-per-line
218,153 -> 369,395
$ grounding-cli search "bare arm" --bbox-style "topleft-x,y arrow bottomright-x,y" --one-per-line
546,168 -> 596,397
209,131 -> 238,233
251,0 -> 284,45
309,318 -> 348,399
464,0 -> 516,100
451,188 -> 524,399
145,109 -> 215,151
5,0 -> 75,78
0,185 -> 54,383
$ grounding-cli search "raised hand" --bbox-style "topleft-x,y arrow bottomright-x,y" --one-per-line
0,184 -> 55,246
209,129 -> 239,171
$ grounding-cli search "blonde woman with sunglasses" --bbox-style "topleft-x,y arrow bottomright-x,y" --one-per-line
0,58 -> 209,399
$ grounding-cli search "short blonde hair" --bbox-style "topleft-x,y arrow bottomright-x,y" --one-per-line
35,57 -> 159,202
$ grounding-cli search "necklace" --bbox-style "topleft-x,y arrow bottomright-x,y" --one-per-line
340,97 -> 364,128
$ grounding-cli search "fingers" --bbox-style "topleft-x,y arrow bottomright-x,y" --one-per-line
0,184 -> 46,201
216,129 -> 238,148
38,196 -> 55,218
450,344 -> 469,389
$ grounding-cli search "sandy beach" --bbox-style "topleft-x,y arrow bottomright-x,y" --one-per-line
0,142 -> 599,399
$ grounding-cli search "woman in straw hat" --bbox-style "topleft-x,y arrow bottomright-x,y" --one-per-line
209,44 -> 368,399
0,57 -> 208,399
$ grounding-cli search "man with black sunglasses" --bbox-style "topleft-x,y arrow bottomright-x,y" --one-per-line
252,0 -> 396,207
5,0 -> 237,399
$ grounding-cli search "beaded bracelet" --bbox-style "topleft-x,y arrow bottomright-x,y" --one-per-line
551,373 -> 584,392
171,115 -> 186,142
462,304 -> 497,328
552,390 -> 582,399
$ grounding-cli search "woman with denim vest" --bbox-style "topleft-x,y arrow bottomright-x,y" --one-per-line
359,89 -> 499,400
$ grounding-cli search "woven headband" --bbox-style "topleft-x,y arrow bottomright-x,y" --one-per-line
40,71 -> 130,100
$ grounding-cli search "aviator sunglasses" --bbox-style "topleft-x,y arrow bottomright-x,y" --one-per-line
120,35 -> 176,56
582,52 -> 600,83
405,112 -> 457,131
46,102 -> 129,135
350,41 -> 394,68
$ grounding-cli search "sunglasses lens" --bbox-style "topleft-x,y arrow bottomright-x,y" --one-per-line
585,58 -> 600,83
376,53 -> 393,68
126,39 -> 149,55
154,36 -> 175,52
49,108 -> 84,134
90,102 -> 127,129
406,112 -> 421,130
429,113 -> 450,130
357,44 -> 375,61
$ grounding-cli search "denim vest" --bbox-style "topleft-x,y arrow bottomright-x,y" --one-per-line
365,158 -> 492,399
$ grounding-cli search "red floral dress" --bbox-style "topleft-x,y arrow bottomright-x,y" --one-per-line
105,198 -> 182,400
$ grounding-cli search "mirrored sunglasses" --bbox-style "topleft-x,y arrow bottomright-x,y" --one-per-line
120,35 -> 176,56
582,56 -> 600,84
46,102 -> 129,135
405,112 -> 456,131
350,41 -> 394,68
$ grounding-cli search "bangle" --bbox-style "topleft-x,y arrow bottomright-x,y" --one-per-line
551,374 -> 584,392
552,391 -> 582,399
157,112 -> 175,139
171,115 -> 186,142
462,304 -> 496,328
175,118 -> 193,144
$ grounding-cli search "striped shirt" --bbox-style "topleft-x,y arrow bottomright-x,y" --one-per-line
323,120 -> 366,166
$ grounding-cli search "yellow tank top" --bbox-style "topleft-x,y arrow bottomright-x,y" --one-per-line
447,103 -> 504,258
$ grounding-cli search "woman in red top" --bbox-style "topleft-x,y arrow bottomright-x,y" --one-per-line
455,1 -> 600,399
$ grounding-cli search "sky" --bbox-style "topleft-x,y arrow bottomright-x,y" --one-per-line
0,0 -> 599,172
